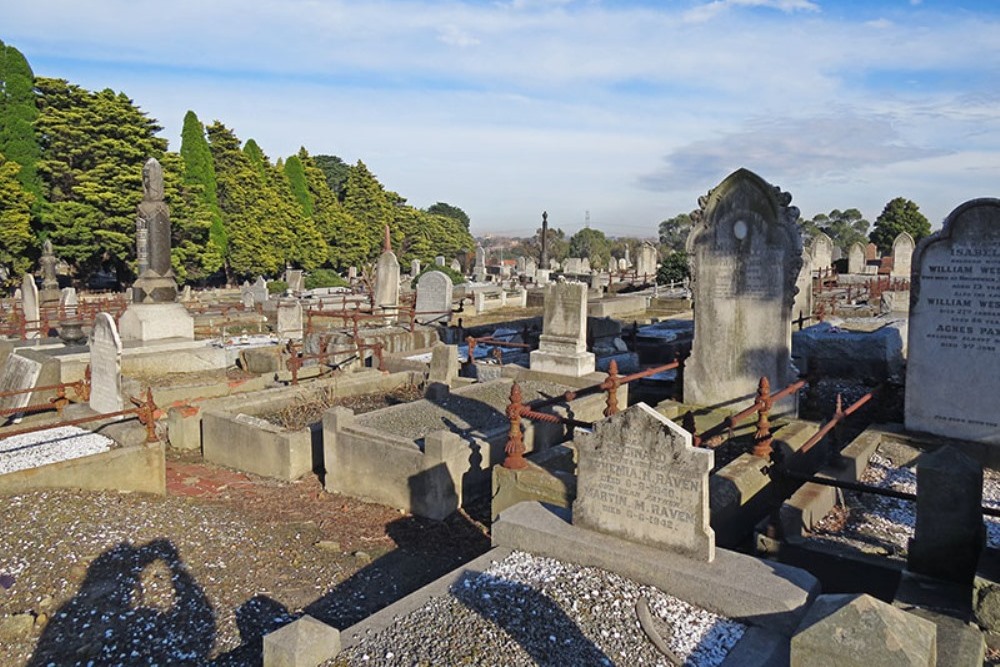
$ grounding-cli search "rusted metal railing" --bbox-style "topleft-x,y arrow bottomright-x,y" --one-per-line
285,339 -> 385,385
795,387 -> 878,456
0,368 -> 92,419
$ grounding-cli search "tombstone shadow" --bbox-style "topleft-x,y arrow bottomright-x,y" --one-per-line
28,539 -> 215,667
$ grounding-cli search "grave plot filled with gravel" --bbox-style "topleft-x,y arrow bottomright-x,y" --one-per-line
331,550 -> 746,667
810,451 -> 1000,557
354,379 -> 575,441
0,426 -> 115,475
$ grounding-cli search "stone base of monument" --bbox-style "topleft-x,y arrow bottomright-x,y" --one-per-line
528,349 -> 595,377
118,302 -> 194,342
131,272 -> 178,304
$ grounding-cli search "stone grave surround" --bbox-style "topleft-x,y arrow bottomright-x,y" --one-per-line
683,168 -> 803,410
905,198 -> 1000,444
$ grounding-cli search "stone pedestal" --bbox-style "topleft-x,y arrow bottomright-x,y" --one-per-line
131,272 -> 179,304
528,349 -> 595,377
119,303 -> 194,342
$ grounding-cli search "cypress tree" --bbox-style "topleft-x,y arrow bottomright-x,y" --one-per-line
299,149 -> 369,269
180,110 -> 226,260
0,41 -> 43,203
0,152 -> 36,282
342,160 -> 394,260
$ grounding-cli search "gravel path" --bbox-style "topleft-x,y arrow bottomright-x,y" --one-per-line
332,551 -> 746,666
0,455 -> 490,666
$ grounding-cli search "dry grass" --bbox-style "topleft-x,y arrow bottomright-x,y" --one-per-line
260,384 -> 425,430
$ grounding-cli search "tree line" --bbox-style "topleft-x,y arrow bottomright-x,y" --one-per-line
0,39 -> 475,288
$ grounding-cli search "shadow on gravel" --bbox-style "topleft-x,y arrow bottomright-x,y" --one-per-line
29,539 -> 215,667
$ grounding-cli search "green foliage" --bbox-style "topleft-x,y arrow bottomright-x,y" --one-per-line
0,41 -> 43,204
159,151 -> 223,284
426,202 -> 470,230
411,263 -> 465,289
342,160 -> 394,259
658,213 -> 693,253
304,268 -> 348,289
34,77 -> 167,280
0,152 -> 35,282
870,197 -> 931,254
283,154 -> 313,217
298,150 -> 370,269
180,110 -> 226,259
527,226 -> 568,266
312,154 -> 351,199
807,208 -> 870,252
568,227 -> 611,270
267,279 -> 288,294
657,251 -> 690,285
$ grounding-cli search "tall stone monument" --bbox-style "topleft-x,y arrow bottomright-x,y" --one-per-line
473,244 -> 487,283
684,168 -> 803,410
529,280 -> 595,377
119,157 -> 195,341
373,225 -> 400,324
891,231 -> 915,278
39,239 -> 60,305
905,198 -> 1000,444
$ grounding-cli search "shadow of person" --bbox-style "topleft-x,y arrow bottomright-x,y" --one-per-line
211,594 -> 294,666
28,539 -> 215,667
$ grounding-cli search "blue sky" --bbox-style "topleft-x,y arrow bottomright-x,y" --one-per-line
4,0 -> 1000,237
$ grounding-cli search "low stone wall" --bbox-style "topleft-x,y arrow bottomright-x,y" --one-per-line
0,441 -> 165,495
587,294 -> 648,317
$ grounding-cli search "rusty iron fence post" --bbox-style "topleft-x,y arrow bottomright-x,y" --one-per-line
502,382 -> 528,469
681,410 -> 702,448
604,359 -> 620,417
752,377 -> 773,459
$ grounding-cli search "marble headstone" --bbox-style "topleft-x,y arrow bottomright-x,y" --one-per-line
905,198 -> 1000,444
435,255 -> 445,267
0,353 -> 43,422
89,312 -> 124,414
636,242 -> 658,280
414,270 -> 452,325
21,273 -> 40,340
847,242 -> 866,275
374,247 -> 400,323
891,231 -> 915,278
276,299 -> 304,340
684,168 -> 802,410
810,232 -> 834,271
573,402 -> 715,562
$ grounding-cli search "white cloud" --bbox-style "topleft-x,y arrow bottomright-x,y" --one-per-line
683,0 -> 820,23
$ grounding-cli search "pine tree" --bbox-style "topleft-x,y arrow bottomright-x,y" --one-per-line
0,41 -> 43,203
0,152 -> 36,283
870,197 -> 931,254
180,110 -> 226,262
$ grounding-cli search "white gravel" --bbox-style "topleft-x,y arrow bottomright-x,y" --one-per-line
812,451 -> 1000,554
0,426 -> 114,475
334,550 -> 746,666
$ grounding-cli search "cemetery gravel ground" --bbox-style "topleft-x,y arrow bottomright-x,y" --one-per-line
0,449 -> 491,666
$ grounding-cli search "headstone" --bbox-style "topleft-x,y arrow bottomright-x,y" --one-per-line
410,259 -> 421,277
474,244 -> 487,282
414,270 -> 453,325
847,242 -> 866,274
573,403 -> 715,561
449,258 -> 461,273
865,242 -> 879,261
89,313 -> 124,414
810,232 -> 834,271
21,273 -> 40,340
535,268 -> 550,286
428,342 -> 459,386
617,257 -> 627,272
0,354 -> 43,422
791,594 -> 936,667
624,244 -> 631,267
908,446 -> 984,585
242,290 -> 255,309
59,287 -> 78,308
563,257 -> 584,274
891,231 -> 915,278
636,242 -> 658,281
684,169 -> 803,410
286,269 -> 304,293
180,285 -> 193,302
251,277 -> 268,304
39,239 -> 60,305
435,255 -> 445,267
792,253 -> 813,327
516,256 -> 526,275
374,231 -> 401,323
348,266 -> 358,281
905,198 -> 1000,444
529,280 -> 595,376
276,299 -> 304,340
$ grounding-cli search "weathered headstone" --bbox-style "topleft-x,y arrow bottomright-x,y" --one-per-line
865,242 -> 879,261
891,231 -> 915,278
792,253 -> 813,327
435,255 -> 445,267
810,232 -> 834,271
905,199 -> 1000,444
563,257 -> 584,274
39,239 -> 60,305
348,266 -> 358,281
0,353 -> 43,422
374,227 -> 400,323
524,257 -> 537,280
410,259 -> 421,277
276,299 -> 304,340
251,277 -> 269,304
684,169 -> 803,410
449,258 -> 461,273
89,313 -> 124,414
428,342 -> 459,386
636,242 -> 658,281
21,273 -> 40,340
573,403 -> 715,561
791,594 -> 937,667
180,284 -> 193,302
617,257 -> 627,272
908,445 -> 984,585
59,287 -> 78,309
847,242 -> 866,275
474,244 -> 487,283
414,270 -> 452,325
285,269 -> 304,293
529,280 -> 595,376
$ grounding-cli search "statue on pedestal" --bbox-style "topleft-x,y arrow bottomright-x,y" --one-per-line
131,158 -> 178,303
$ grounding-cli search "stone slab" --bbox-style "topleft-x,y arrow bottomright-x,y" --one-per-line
493,501 -> 819,637
118,302 -> 195,342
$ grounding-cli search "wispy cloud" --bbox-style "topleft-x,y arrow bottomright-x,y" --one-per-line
683,0 -> 820,23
